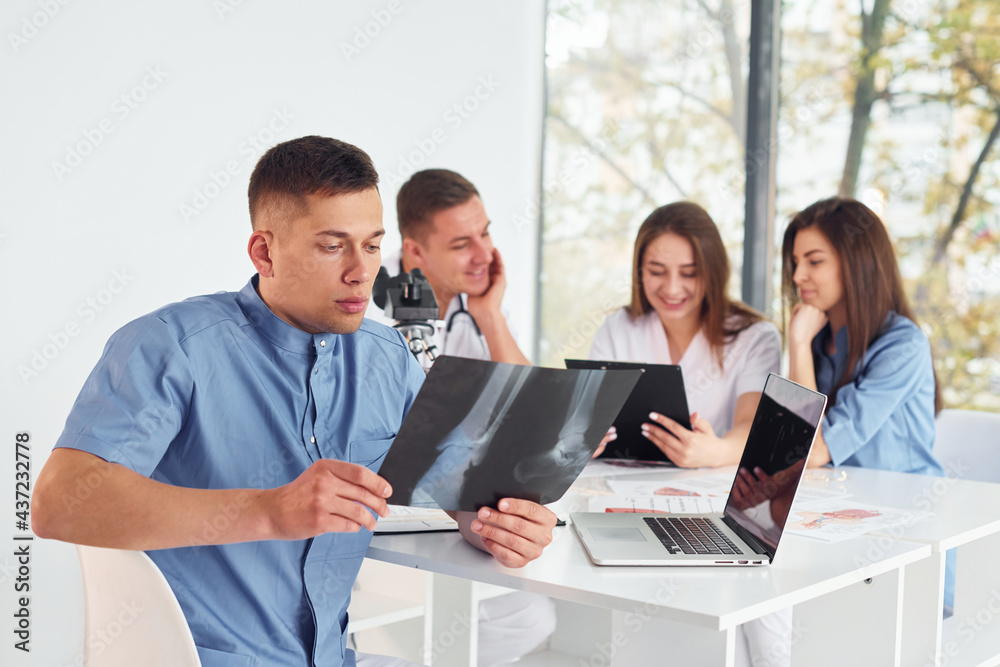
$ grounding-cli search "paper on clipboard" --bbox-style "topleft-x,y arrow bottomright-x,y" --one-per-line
588,494 -> 727,514
374,505 -> 458,534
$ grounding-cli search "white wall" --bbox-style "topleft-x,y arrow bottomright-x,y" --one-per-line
0,1 -> 544,664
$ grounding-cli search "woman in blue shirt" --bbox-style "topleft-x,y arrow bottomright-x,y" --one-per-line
782,196 -> 953,613
782,196 -> 941,473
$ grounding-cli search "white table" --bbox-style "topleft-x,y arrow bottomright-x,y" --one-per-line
799,466 -> 1000,667
364,465 -> 936,666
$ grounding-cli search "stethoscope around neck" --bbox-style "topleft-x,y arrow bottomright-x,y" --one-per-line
446,294 -> 482,337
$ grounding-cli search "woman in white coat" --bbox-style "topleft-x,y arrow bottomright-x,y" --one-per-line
591,201 -> 781,468
590,202 -> 790,667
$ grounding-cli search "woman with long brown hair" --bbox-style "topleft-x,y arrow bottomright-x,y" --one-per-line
591,201 -> 781,467
782,197 -> 942,474
783,197 -> 954,616
590,201 -> 787,666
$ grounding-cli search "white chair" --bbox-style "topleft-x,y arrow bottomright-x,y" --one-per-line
934,408 -> 1000,483
76,545 -> 202,666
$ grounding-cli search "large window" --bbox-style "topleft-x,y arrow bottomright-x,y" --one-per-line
540,0 -> 999,409
539,0 -> 752,367
777,0 -> 1000,409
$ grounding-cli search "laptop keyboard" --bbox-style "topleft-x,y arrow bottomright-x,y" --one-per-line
643,517 -> 741,555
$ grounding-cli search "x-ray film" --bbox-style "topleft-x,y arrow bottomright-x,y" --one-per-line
378,356 -> 641,511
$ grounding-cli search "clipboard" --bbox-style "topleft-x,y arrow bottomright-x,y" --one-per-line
564,359 -> 691,464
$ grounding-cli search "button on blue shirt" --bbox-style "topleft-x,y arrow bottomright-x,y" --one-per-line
55,276 -> 426,667
813,312 -> 942,476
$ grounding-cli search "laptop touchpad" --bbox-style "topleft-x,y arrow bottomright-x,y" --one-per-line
588,527 -> 647,542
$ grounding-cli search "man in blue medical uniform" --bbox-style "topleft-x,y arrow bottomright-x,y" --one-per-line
32,135 -> 557,667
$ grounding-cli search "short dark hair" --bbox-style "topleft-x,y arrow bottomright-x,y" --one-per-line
396,169 -> 479,241
248,135 -> 379,230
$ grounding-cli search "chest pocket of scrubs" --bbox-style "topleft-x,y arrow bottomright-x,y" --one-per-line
349,436 -> 395,471
196,645 -> 257,667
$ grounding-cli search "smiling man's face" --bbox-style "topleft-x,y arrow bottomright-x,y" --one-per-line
407,195 -> 494,298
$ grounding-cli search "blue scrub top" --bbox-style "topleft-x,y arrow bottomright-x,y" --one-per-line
813,311 -> 942,476
55,276 -> 426,667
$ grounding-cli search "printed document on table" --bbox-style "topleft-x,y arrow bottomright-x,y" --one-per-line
792,483 -> 852,505
588,494 -> 728,514
577,458 -> 677,479
786,498 -> 934,542
607,472 -> 737,498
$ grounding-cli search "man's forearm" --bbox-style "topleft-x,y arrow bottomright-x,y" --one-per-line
476,312 -> 530,365
33,448 -> 273,550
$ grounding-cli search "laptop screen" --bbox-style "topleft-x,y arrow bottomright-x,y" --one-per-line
724,374 -> 827,559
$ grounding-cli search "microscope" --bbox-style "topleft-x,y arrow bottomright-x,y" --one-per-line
372,267 -> 441,369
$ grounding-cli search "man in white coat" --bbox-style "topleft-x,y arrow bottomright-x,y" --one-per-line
363,168 -> 554,666
368,168 -> 529,366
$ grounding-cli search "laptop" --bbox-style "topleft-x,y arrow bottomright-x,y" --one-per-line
564,359 -> 690,463
571,374 -> 827,566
